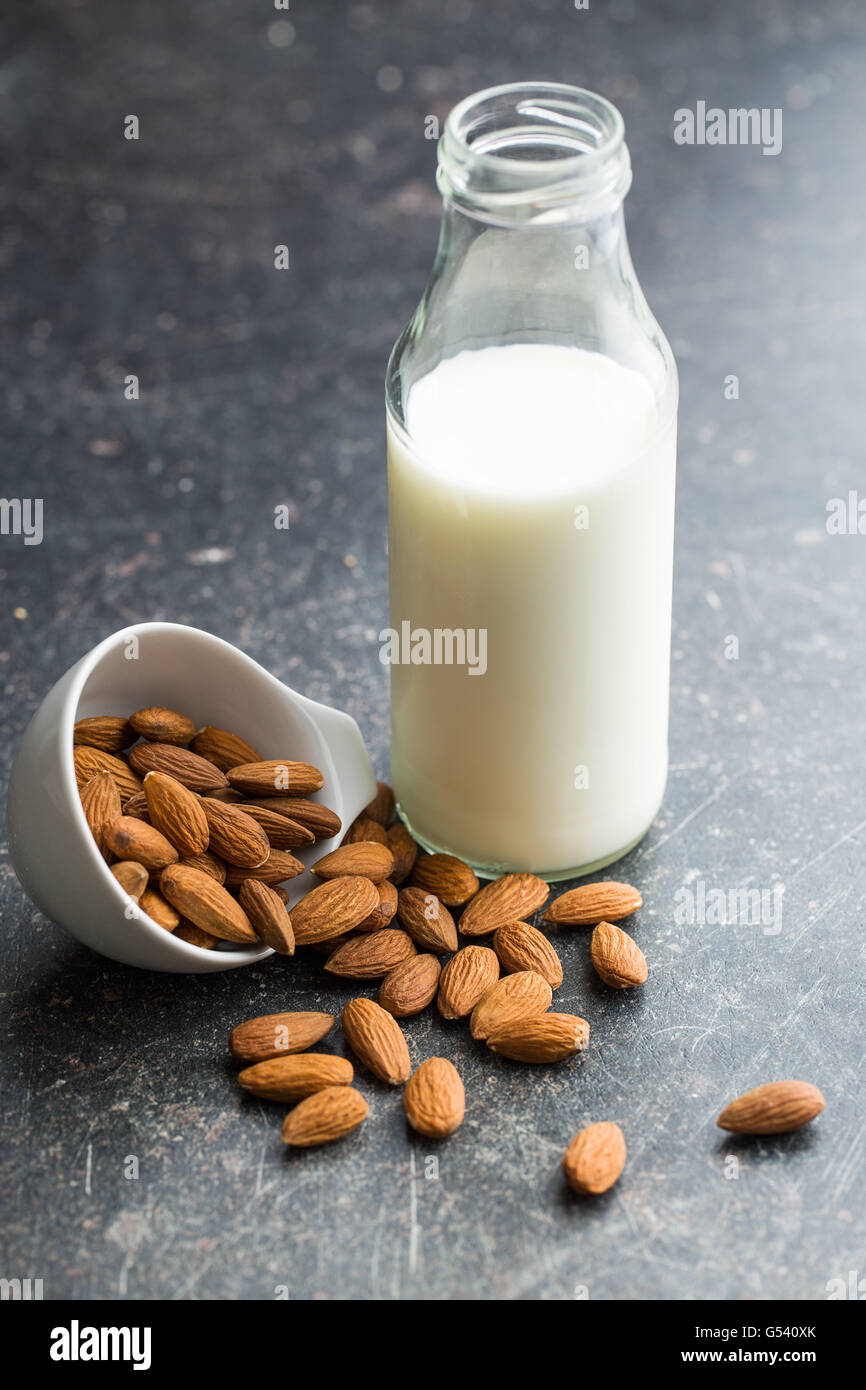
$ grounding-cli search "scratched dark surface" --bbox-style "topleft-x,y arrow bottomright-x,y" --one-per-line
1,0 -> 864,1302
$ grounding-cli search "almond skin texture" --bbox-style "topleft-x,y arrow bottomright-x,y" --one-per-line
459,873 -> 549,937
80,771 -> 122,861
129,742 -> 228,793
238,1054 -> 353,1102
104,817 -> 179,873
180,851 -> 226,883
239,879 -> 295,955
487,1012 -> 590,1063
200,797 -> 270,868
73,746 -> 142,802
387,823 -> 418,885
226,760 -> 324,796
290,876 -> 380,944
493,921 -> 563,989
358,879 -> 398,931
138,887 -> 181,933
397,887 -> 458,953
160,864 -> 257,943
343,816 -> 389,846
223,849 -> 305,887
378,954 -> 441,1018
717,1081 -> 826,1135
410,854 -> 480,907
341,997 -> 411,1084
545,880 -> 642,926
245,798 -> 341,840
110,860 -> 148,899
74,716 -> 134,752
174,920 -> 220,950
469,970 -> 553,1042
229,1011 -> 334,1062
563,1122 -> 627,1195
590,921 -> 648,989
143,771 -> 209,857
364,780 -> 396,828
437,945 -> 500,1019
130,705 -> 197,745
281,1086 -> 368,1147
312,841 -> 394,884
121,791 -> 150,822
238,804 -> 315,849
404,1058 -> 465,1138
191,725 -> 263,771
325,928 -> 416,979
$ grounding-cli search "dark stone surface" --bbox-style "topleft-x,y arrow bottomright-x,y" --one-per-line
1,0 -> 864,1301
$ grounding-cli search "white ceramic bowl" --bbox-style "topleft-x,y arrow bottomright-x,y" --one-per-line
5,622 -> 377,972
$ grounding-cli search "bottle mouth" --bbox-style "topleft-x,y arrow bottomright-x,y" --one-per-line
437,82 -> 632,226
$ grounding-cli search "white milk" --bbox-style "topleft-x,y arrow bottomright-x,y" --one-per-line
387,343 -> 676,877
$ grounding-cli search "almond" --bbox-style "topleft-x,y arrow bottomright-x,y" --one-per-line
358,879 -> 398,931
121,791 -> 150,822
396,887 -> 458,953
544,880 -> 642,926
223,849 -> 305,887
73,746 -> 142,802
343,816 -> 389,846
469,970 -> 553,1041
191,724 -> 263,771
174,919 -> 220,950
410,853 -> 479,907
80,771 -> 121,861
378,954 -> 441,1018
245,798 -> 341,840
143,771 -> 209,856
229,1010 -> 334,1062
486,1012 -> 590,1063
717,1081 -> 826,1135
291,876 -> 380,944
238,879 -> 295,955
160,863 -> 257,943
562,1122 -> 626,1195
129,742 -> 228,793
110,860 -> 148,899
312,841 -> 394,884
404,1058 -> 465,1138
364,780 -> 396,828
493,921 -> 563,989
130,705 -> 197,745
590,921 -> 648,989
138,887 -> 181,933
437,945 -> 500,1019
325,928 -> 416,979
238,1054 -> 353,1102
200,797 -> 269,868
180,851 -> 226,883
236,804 -> 315,848
281,1086 -> 368,1147
341,997 -> 411,1083
73,715 -> 134,752
387,822 -> 417,884
459,873 -> 549,937
104,816 -> 179,872
226,760 -> 324,796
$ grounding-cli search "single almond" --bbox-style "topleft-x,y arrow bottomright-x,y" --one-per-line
180,851 -> 226,883
396,887 -> 458,953
128,742 -> 228,793
544,880 -> 642,926
343,816 -> 389,846
562,1122 -> 627,1195
281,1085 -> 368,1147
121,790 -> 150,822
191,724 -> 263,771
410,853 -> 480,907
174,919 -> 221,949
291,876 -> 380,944
238,1053 -> 353,1101
80,771 -> 121,861
238,879 -> 295,955
378,954 -> 441,1017
437,945 -> 500,1019
200,797 -> 269,867
223,849 -> 305,887
459,873 -> 549,937
229,1010 -> 334,1062
487,1012 -> 590,1063
469,970 -> 553,1041
160,863 -> 257,943
236,804 -> 315,848
493,921 -> 563,989
717,1081 -> 826,1135
73,746 -> 142,802
138,887 -> 181,933
104,816 -> 179,872
325,928 -> 416,979
358,879 -> 398,931
341,997 -> 411,1083
590,921 -> 648,989
386,822 -> 418,884
130,705 -> 197,745
74,715 -> 134,752
143,771 -> 209,856
364,780 -> 396,828
404,1058 -> 465,1138
110,860 -> 148,900
245,797 -> 341,840
312,841 -> 394,883
226,760 -> 324,796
